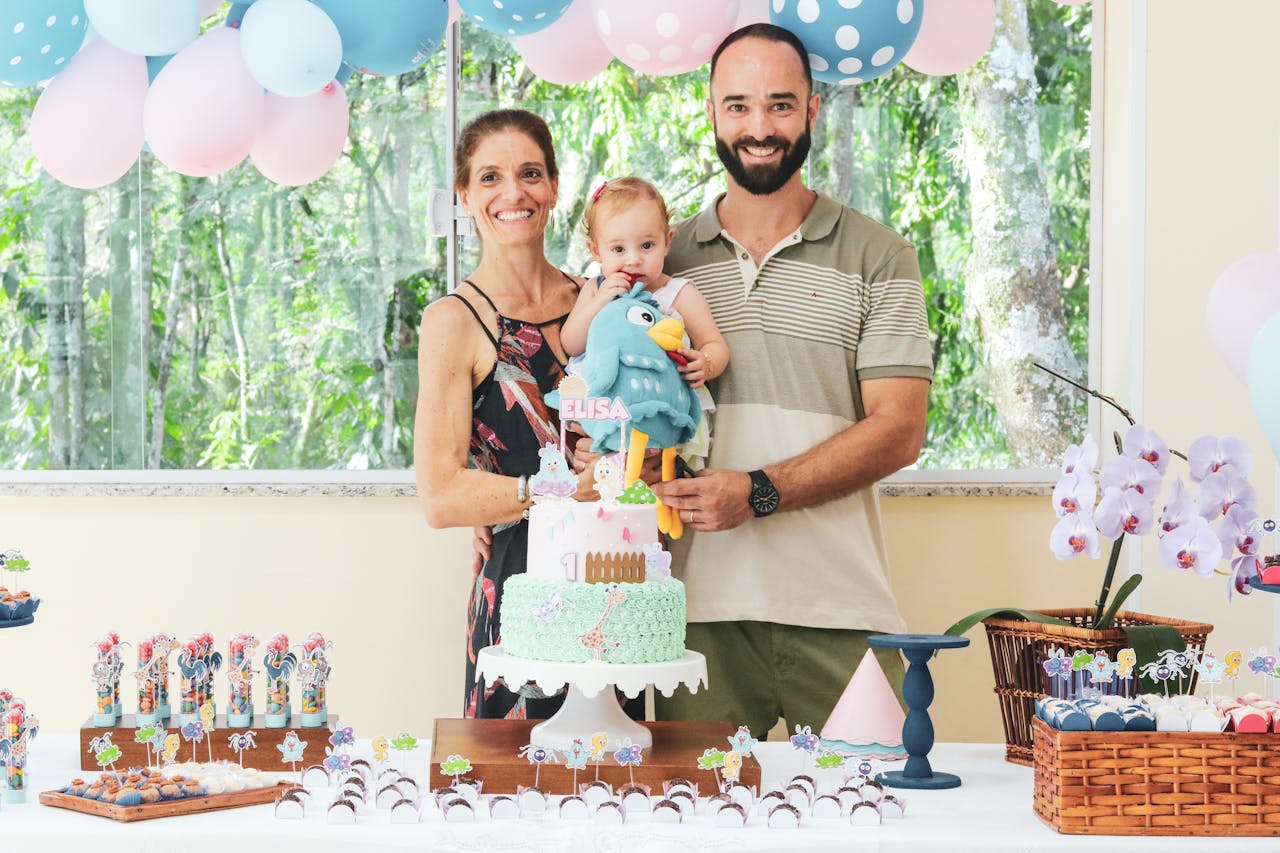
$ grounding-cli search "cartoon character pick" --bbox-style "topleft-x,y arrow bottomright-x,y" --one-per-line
227,730 -> 257,767
519,743 -> 559,789
440,753 -> 473,787
612,738 -> 643,786
790,724 -> 818,772
588,731 -> 608,781
89,733 -> 120,772
697,747 -> 725,789
564,739 -> 590,794
727,725 -> 758,757
721,749 -> 743,784
371,735 -> 389,765
278,730 -> 307,782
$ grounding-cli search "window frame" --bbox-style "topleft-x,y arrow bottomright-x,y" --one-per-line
0,10 -> 1100,492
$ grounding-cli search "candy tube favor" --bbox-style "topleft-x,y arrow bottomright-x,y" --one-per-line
177,636 -> 202,725
263,633 -> 296,729
227,633 -> 259,728
299,632 -> 332,728
136,636 -> 161,726
91,632 -> 123,726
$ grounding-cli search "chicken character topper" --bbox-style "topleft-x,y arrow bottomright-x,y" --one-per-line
548,282 -> 702,538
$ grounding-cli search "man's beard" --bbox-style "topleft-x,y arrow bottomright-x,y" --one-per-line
714,120 -> 811,196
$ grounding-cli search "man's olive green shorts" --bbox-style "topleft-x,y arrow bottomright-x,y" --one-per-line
655,621 -> 905,740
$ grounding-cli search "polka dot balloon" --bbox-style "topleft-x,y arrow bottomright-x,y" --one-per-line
770,0 -> 923,85
592,0 -> 740,77
0,0 -> 89,88
459,0 -> 570,37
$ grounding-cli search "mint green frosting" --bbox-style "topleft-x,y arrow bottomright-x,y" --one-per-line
500,576 -> 686,664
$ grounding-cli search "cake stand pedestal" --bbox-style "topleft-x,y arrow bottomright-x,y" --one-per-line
868,632 -> 970,790
475,646 -> 707,750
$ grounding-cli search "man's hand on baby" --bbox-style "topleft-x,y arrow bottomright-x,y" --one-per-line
678,347 -> 707,387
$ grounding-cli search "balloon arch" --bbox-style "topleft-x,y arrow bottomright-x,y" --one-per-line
0,0 -> 1088,189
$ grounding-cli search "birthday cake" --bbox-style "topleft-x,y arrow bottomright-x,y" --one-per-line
499,452 -> 686,665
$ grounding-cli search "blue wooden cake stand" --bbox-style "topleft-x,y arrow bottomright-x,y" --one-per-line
868,632 -> 970,790
0,615 -> 34,629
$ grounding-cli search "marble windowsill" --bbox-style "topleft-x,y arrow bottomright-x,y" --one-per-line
0,469 -> 1054,498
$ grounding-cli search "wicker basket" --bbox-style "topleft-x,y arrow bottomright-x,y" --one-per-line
983,608 -> 1213,765
1033,717 -> 1280,836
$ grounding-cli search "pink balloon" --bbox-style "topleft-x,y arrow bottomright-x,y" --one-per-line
904,0 -> 995,76
517,0 -> 612,85
198,0 -> 222,17
1208,253 -> 1280,386
30,38 -> 148,189
734,0 -> 769,29
250,82 -> 349,186
144,28 -> 265,177
592,0 -> 739,77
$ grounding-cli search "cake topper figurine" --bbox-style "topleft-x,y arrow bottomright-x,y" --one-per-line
530,443 -> 577,500
593,452 -> 624,502
547,282 -> 701,539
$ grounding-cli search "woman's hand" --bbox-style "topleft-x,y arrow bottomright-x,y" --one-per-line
678,347 -> 710,388
471,525 -> 493,578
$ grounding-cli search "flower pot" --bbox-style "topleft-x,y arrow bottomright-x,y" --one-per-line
981,608 -> 1213,765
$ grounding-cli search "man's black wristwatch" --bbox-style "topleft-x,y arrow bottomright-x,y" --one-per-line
747,469 -> 779,517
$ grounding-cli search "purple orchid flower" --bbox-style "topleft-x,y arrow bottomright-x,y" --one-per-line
1061,434 -> 1098,477
1159,516 -> 1223,577
1188,435 -> 1254,484
1216,504 -> 1259,558
1053,470 -> 1096,518
1158,477 -> 1195,538
1096,486 -> 1155,538
1100,455 -> 1162,497
1050,513 -> 1101,560
1229,554 -> 1259,600
1196,467 -> 1258,521
1121,424 -> 1170,474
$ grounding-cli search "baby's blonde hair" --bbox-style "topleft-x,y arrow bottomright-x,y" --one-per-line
582,176 -> 672,241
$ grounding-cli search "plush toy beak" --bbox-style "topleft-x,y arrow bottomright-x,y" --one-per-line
647,317 -> 685,353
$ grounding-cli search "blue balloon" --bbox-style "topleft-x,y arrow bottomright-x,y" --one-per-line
146,52 -> 173,84
771,0 -> 923,85
458,0 -> 568,37
0,0 -> 88,87
312,0 -> 448,77
225,3 -> 251,28
1248,311 -> 1280,467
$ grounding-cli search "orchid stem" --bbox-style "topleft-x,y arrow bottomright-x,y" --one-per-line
1094,535 -> 1126,628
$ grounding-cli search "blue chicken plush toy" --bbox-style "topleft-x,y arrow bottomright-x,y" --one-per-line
548,282 -> 701,537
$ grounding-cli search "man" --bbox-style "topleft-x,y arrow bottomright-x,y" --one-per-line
652,23 -> 933,738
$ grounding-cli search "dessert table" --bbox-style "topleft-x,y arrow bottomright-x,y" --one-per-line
5,735 -> 1277,852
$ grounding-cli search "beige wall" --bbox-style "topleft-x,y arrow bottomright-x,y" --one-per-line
5,1 -> 1280,744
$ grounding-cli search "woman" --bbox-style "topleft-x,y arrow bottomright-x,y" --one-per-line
414,109 -> 593,719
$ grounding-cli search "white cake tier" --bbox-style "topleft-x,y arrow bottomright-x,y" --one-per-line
525,498 -> 661,583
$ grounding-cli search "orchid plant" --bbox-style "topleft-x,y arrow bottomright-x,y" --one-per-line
949,364 -> 1262,639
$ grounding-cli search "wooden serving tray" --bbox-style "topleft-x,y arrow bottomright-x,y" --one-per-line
39,781 -> 296,823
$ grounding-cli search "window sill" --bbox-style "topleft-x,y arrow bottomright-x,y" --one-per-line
0,469 -> 1054,498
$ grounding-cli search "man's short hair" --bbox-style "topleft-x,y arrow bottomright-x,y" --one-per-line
709,23 -> 813,92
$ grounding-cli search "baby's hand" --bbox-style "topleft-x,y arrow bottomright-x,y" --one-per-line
597,273 -> 633,302
678,347 -> 708,388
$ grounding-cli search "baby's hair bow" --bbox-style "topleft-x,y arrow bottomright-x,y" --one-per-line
590,179 -> 609,201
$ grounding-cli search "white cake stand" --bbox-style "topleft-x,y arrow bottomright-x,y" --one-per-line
475,646 -> 707,750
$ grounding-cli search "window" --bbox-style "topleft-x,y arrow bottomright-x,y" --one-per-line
0,4 -> 1090,474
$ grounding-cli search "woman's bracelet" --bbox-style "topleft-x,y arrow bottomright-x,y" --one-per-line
516,474 -> 529,503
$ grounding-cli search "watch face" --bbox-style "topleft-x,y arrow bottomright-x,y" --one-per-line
750,484 -> 779,515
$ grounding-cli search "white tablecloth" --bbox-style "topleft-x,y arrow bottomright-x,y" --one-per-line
4,736 -> 1277,852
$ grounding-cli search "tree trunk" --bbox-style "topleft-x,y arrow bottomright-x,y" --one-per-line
215,192 -> 260,449
43,182 -> 85,467
957,0 -> 1085,466
109,170 -> 145,468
